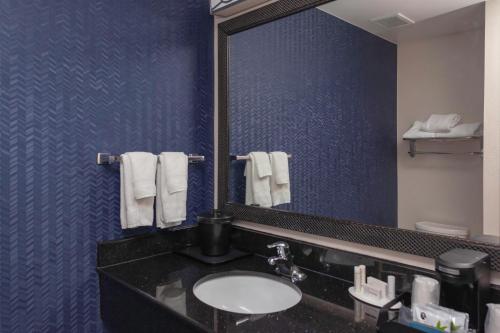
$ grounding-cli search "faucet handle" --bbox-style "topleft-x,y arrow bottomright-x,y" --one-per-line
267,241 -> 289,249
267,241 -> 290,259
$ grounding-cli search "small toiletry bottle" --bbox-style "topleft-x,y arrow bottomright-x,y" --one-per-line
354,266 -> 361,292
387,275 -> 395,299
359,265 -> 366,286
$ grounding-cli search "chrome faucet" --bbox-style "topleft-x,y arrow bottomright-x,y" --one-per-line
267,241 -> 307,283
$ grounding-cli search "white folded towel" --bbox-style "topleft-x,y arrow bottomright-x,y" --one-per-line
156,152 -> 188,228
403,121 -> 482,139
120,153 -> 157,229
403,121 -> 436,139
245,152 -> 272,208
421,113 -> 461,133
269,152 -> 291,206
440,122 -> 482,138
128,152 -> 158,199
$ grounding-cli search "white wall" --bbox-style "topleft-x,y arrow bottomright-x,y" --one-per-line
483,0 -> 500,236
397,28 -> 485,235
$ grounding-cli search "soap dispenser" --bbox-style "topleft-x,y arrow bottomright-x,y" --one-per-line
436,248 -> 490,333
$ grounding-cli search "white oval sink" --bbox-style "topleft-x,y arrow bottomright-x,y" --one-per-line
193,271 -> 302,314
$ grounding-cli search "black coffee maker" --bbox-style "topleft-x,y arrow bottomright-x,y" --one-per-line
436,249 -> 490,333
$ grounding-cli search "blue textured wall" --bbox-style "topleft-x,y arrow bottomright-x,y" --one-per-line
0,0 -> 212,332
229,8 -> 397,226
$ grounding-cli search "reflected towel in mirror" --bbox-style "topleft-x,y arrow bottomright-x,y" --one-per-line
245,152 -> 272,208
269,152 -> 291,206
421,113 -> 461,133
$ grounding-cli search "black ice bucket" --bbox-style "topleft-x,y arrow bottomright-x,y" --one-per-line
197,210 -> 233,256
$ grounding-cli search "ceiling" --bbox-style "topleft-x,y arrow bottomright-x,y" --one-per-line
318,0 -> 486,43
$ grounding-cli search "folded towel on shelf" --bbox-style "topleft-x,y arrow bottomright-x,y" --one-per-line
269,152 -> 291,206
156,152 -> 188,228
403,121 -> 436,139
403,121 -> 482,139
440,122 -> 482,138
245,152 -> 272,208
120,153 -> 157,229
421,113 -> 461,133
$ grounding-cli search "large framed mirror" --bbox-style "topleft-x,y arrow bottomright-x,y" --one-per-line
217,0 -> 500,269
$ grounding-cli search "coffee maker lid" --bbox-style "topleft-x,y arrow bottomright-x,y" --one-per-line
437,248 -> 489,269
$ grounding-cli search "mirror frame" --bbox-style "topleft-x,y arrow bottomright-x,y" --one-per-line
217,0 -> 500,271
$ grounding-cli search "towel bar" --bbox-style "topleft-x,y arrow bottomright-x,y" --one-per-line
96,153 -> 205,165
231,154 -> 292,161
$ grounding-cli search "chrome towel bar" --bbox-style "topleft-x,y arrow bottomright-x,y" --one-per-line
231,154 -> 292,161
96,153 -> 205,165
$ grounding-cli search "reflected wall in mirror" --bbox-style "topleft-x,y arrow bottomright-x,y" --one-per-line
228,0 -> 488,239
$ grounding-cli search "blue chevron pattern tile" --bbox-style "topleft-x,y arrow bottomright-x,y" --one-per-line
0,0 -> 213,332
229,7 -> 397,227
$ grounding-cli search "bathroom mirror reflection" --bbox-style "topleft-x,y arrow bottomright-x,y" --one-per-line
228,0 -> 495,243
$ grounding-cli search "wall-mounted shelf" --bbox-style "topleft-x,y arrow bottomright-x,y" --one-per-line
403,136 -> 483,158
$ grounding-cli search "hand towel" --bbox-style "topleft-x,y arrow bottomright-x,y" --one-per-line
421,113 -> 461,133
244,162 -> 254,206
156,152 -> 188,228
120,153 -> 156,229
244,152 -> 272,208
252,151 -> 272,178
127,152 -> 158,199
269,152 -> 291,206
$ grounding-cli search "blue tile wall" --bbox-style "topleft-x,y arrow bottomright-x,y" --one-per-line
0,0 -> 212,332
229,8 -> 397,227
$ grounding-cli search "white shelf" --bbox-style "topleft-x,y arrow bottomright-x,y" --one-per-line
348,287 -> 402,310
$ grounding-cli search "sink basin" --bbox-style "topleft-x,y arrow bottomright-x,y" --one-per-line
193,271 -> 302,314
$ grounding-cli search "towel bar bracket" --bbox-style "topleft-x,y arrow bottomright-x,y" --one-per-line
96,153 -> 120,165
96,153 -> 205,165
409,140 -> 416,158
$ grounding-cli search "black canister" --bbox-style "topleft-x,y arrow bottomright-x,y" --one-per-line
436,249 -> 490,333
197,210 -> 233,256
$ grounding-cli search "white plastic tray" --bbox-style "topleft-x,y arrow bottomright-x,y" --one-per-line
348,287 -> 402,310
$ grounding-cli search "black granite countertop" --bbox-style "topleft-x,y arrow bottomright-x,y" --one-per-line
98,252 -> 381,333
